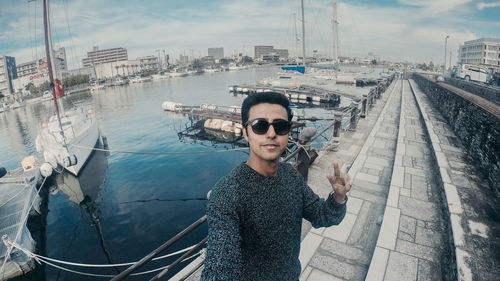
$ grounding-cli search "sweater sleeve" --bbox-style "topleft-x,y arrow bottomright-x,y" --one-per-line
201,181 -> 244,281
301,176 -> 347,228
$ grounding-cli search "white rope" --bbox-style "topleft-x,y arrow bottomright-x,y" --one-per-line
5,238 -> 198,267
289,139 -> 312,160
1,176 -> 47,278
70,144 -> 248,155
4,239 -> 201,278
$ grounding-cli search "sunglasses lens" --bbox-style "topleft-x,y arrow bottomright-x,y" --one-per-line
249,119 -> 291,135
273,120 -> 291,135
251,119 -> 270,134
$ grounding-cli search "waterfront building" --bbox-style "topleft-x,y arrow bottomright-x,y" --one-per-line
16,60 -> 38,78
254,46 -> 289,61
179,54 -> 189,65
458,38 -> 500,72
137,56 -> 159,71
66,66 -> 95,79
254,46 -> 274,60
208,47 -> 224,59
16,48 -> 67,79
0,56 -> 17,96
53,47 -> 68,73
82,46 -> 128,68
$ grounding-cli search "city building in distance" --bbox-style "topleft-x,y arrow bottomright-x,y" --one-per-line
208,47 -> 224,59
16,47 -> 67,79
0,56 -> 17,96
458,38 -> 500,72
254,46 -> 289,62
82,46 -> 128,67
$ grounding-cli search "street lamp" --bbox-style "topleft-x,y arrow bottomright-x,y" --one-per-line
444,35 -> 449,76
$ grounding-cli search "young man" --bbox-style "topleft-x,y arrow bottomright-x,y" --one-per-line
201,92 -> 352,281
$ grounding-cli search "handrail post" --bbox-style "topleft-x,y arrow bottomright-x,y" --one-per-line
296,127 -> 318,180
328,111 -> 343,151
349,98 -> 360,131
360,93 -> 368,118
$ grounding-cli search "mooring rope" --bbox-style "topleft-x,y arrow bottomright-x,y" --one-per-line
69,144 -> 248,155
3,238 -> 201,278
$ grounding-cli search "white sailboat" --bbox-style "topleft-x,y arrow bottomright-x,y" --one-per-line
35,0 -> 100,176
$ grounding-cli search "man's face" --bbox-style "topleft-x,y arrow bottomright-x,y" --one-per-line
243,103 -> 289,164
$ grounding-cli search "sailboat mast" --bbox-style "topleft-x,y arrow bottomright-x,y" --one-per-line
294,13 -> 299,61
301,0 -> 306,66
43,0 -> 64,135
333,0 -> 339,64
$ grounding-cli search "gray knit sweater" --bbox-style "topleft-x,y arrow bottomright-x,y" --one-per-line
201,162 -> 346,281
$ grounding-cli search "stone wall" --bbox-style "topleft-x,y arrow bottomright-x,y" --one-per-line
444,77 -> 500,106
413,73 -> 500,197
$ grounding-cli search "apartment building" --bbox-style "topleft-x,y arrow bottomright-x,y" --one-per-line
82,46 -> 128,67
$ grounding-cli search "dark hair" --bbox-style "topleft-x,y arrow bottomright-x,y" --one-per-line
241,92 -> 293,126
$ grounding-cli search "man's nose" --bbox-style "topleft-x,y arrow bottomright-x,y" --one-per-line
266,124 -> 277,138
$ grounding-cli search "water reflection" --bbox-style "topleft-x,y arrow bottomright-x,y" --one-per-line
51,143 -> 110,261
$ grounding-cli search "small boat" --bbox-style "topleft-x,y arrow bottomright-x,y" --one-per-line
0,156 -> 50,280
113,77 -> 128,86
36,108 -> 100,176
90,80 -> 106,92
40,91 -> 53,102
10,99 -> 26,110
0,102 -> 9,113
130,75 -> 152,83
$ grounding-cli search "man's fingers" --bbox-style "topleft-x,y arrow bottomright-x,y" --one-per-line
333,162 -> 341,183
326,174 -> 334,183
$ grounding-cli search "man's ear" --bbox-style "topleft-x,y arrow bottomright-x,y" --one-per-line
243,126 -> 249,142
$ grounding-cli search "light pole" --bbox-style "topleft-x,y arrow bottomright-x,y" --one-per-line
444,35 -> 449,76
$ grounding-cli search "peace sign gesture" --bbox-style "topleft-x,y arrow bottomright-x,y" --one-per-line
326,161 -> 353,204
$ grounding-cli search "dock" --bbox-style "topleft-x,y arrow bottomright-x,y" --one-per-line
229,84 -> 343,104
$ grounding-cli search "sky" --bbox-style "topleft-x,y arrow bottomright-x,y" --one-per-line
1,0 -> 499,69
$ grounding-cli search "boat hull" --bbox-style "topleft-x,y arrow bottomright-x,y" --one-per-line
37,112 -> 100,176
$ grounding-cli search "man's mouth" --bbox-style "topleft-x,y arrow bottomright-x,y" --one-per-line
262,144 -> 279,148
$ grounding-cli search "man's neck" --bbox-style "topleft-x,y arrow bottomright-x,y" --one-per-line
246,158 -> 279,177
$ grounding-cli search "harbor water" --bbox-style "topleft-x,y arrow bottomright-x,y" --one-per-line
0,66 -> 375,280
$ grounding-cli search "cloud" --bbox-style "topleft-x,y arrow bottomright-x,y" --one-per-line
477,1 -> 500,10
398,0 -> 473,13
1,0 -> 496,67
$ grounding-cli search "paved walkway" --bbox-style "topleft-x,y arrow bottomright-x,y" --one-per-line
299,79 -> 403,281
364,80 -> 450,281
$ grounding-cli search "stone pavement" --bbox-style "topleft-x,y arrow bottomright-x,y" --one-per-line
365,80 -> 450,281
299,79 -> 403,281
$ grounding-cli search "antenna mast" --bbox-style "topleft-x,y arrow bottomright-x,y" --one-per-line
301,0 -> 306,65
333,0 -> 339,64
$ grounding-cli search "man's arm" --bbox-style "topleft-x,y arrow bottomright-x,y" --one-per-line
201,186 -> 244,281
302,181 -> 347,228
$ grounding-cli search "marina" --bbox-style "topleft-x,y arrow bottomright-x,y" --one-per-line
1,65 -> 350,280
1,0 -> 499,280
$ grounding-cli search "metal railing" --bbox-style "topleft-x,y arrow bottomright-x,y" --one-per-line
110,216 -> 207,281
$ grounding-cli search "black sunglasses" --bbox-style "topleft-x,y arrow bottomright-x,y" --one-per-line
246,118 -> 291,135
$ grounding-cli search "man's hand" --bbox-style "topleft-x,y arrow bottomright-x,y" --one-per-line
326,162 -> 353,204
